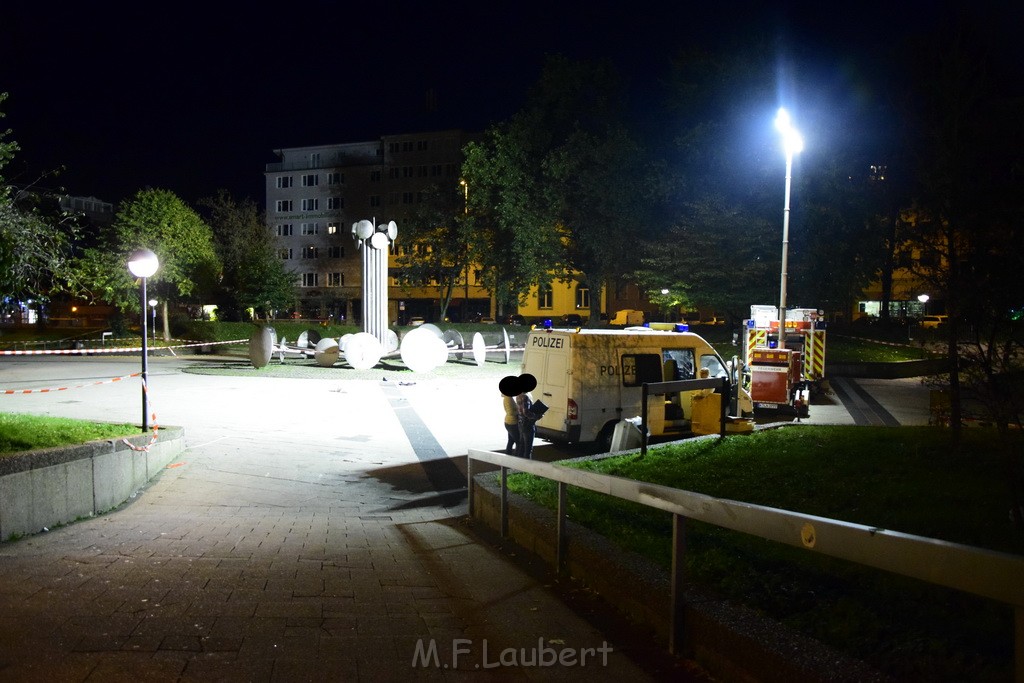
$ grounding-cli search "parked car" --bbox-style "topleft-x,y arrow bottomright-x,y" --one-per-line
921,315 -> 948,329
505,314 -> 526,326
562,313 -> 584,327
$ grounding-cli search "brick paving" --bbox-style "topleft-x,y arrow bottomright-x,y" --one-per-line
0,356 -> 665,681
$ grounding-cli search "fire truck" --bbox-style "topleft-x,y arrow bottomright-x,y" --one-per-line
740,305 -> 826,418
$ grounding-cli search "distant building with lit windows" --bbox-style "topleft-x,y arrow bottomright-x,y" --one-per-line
265,130 -> 489,322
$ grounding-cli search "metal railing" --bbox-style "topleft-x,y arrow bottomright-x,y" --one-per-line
466,448 -> 1024,680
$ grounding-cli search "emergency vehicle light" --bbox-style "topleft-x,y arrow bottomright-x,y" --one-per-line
542,318 -> 553,329
674,324 -> 688,333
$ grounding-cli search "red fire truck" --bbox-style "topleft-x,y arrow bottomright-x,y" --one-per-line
740,306 -> 826,418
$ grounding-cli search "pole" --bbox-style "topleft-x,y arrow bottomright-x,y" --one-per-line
778,151 -> 793,350
140,277 -> 149,432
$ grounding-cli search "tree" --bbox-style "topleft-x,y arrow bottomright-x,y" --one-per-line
548,124 -> 659,324
0,93 -> 79,313
395,182 -> 473,322
198,190 -> 294,321
73,189 -> 220,338
461,127 -> 564,316
636,195 -> 776,323
895,15 -> 1024,529
462,55 -> 658,322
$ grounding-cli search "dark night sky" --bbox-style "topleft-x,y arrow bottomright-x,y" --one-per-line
1,2 -> 1020,206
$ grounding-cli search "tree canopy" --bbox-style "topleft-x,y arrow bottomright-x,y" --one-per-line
198,190 -> 294,321
0,93 -> 78,307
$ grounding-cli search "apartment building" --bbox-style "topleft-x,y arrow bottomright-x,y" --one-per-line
264,129 -> 481,322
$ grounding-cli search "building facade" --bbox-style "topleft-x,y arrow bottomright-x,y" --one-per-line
264,130 -> 486,322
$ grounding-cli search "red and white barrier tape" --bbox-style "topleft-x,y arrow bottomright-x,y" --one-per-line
122,376 -> 158,452
0,339 -> 247,356
0,371 -> 158,452
0,372 -> 140,395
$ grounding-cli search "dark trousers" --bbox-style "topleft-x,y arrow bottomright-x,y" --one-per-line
517,419 -> 535,459
504,423 -> 519,454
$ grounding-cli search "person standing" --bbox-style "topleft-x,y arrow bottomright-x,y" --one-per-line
502,393 -> 520,454
499,376 -> 520,455
515,373 -> 538,459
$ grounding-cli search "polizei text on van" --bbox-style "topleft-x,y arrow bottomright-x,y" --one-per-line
530,335 -> 565,349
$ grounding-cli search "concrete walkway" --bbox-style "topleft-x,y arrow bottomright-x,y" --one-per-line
0,354 -> 932,681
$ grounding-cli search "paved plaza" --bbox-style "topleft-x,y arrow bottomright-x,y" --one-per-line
0,353 -> 932,681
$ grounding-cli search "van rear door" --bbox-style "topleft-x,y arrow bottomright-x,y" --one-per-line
522,333 -> 571,440
534,350 -> 568,436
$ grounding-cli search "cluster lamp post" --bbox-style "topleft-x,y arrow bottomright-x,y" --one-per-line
127,249 -> 159,432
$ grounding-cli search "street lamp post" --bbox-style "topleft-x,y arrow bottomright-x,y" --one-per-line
149,299 -> 157,341
128,249 -> 159,432
775,108 -> 803,350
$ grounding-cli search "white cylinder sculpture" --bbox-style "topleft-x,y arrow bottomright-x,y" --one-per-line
353,219 -> 397,350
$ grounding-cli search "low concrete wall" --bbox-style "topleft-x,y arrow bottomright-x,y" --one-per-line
469,471 -> 891,683
0,426 -> 185,541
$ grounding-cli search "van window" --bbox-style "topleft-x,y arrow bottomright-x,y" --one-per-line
622,354 -> 663,387
700,354 -> 728,378
662,349 -> 695,380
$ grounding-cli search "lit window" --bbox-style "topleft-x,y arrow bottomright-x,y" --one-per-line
576,284 -> 590,309
327,223 -> 338,235
538,284 -> 553,309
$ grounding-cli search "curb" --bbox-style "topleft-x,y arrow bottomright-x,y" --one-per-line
0,426 -> 186,541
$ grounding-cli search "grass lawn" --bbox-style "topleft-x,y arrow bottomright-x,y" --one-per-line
506,425 -> 1023,681
0,413 -> 137,456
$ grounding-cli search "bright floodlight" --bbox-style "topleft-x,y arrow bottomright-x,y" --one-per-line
127,248 -> 159,278
775,108 -> 804,156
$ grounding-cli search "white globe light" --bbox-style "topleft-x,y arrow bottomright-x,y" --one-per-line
313,338 -> 340,367
127,248 -> 159,278
344,333 -> 383,370
400,327 -> 447,372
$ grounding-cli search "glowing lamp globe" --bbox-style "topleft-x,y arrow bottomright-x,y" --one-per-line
128,249 -> 159,278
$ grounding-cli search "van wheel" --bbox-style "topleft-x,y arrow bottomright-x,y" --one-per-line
597,423 -> 616,453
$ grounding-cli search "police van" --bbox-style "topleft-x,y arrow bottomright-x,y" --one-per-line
521,326 -> 753,449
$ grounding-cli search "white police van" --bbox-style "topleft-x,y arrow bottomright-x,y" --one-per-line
521,326 -> 752,449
